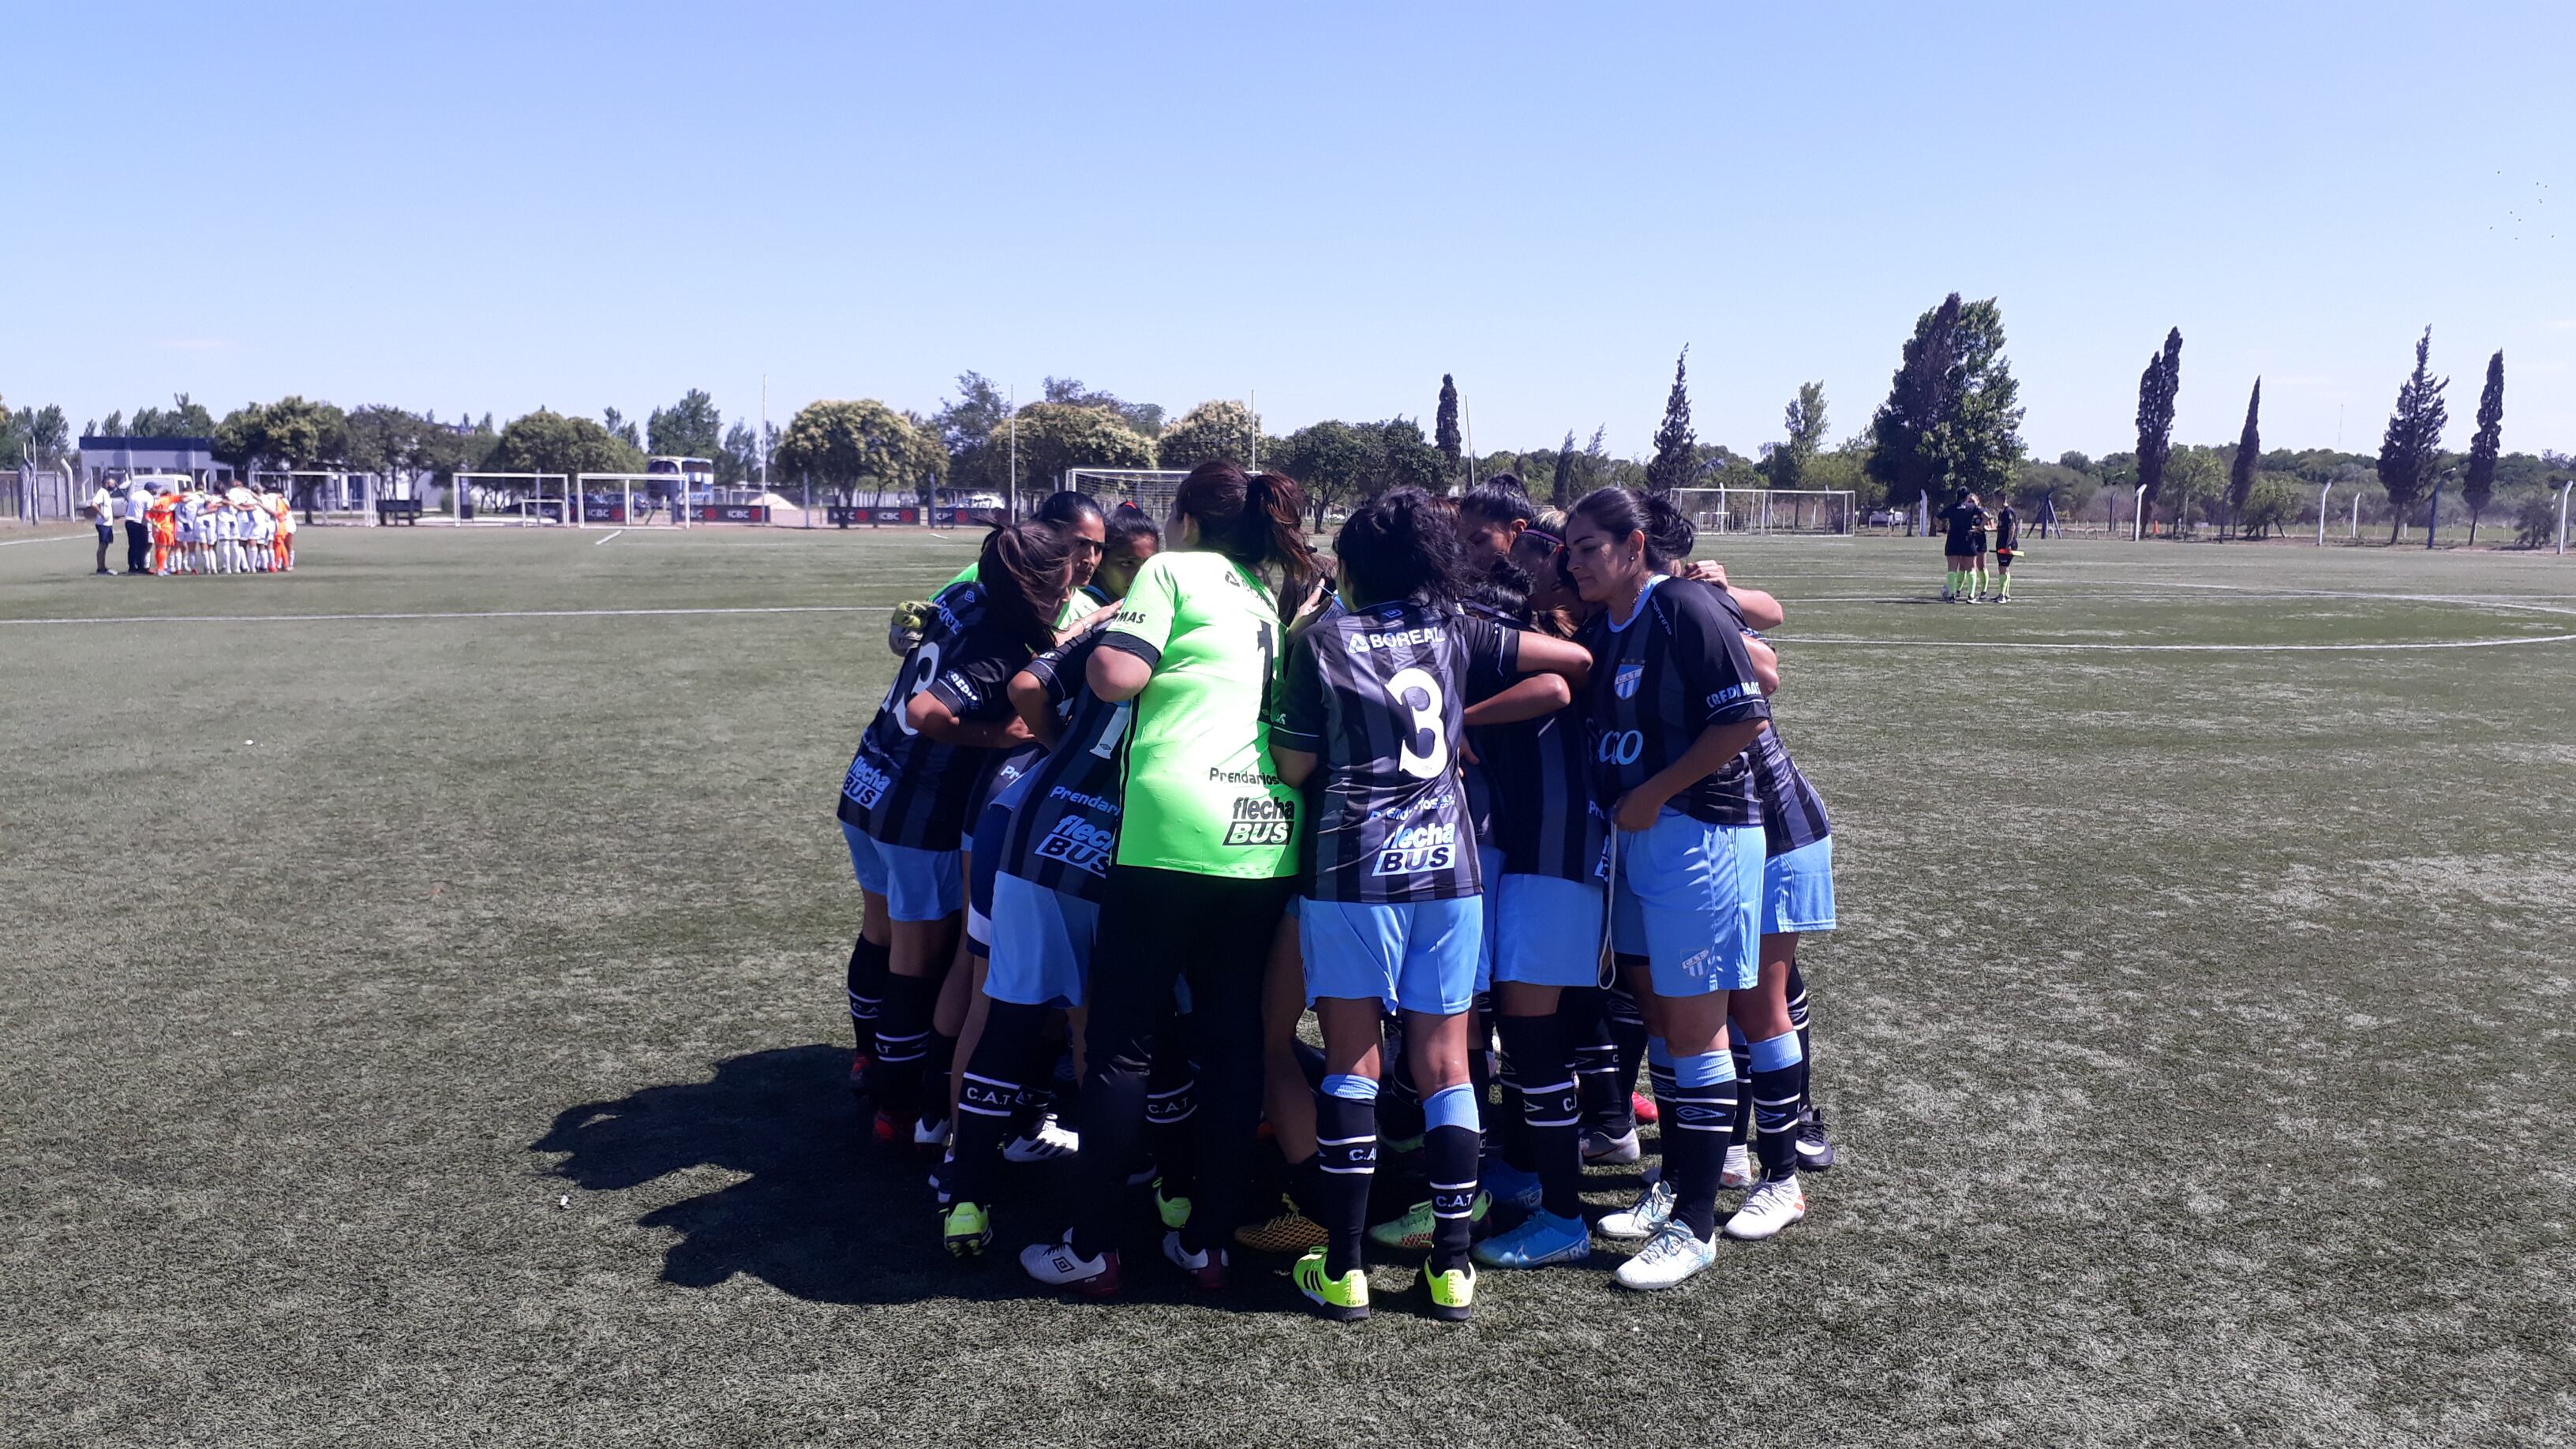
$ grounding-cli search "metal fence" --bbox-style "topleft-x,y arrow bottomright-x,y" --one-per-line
6,466 -> 79,523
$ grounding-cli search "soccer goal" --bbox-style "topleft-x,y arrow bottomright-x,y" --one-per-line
453,473 -> 571,525
1668,487 -> 1855,537
571,473 -> 692,527
1063,468 -> 1194,521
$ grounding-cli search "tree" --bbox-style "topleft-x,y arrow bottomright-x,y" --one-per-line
1919,299 -> 2027,507
774,399 -> 945,507
2162,446 -> 2225,532
2376,327 -> 2450,544
214,397 -> 353,519
343,406 -> 462,504
2241,476 -> 2300,537
2057,450 -> 2095,474
1276,420 -> 1376,526
490,409 -> 646,481
1765,380 -> 1829,490
1,401 -> 69,466
600,406 -> 642,450
717,421 -> 771,487
1866,293 -> 1965,522
1042,377 -> 1162,438
2227,379 -> 2262,536
1644,347 -> 1698,494
932,373 -> 1013,495
130,393 -> 217,436
2462,350 -> 2503,544
983,402 -> 1151,507
2133,328 -> 2182,535
647,389 -> 723,462
1371,417 -> 1449,497
1552,429 -> 1582,507
1159,399 -> 1263,472
1434,375 -> 1462,478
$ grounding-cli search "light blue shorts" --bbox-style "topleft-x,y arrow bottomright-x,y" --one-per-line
986,871 -> 1099,1009
1492,872 -> 1609,988
1475,846 -> 1504,995
1762,836 -> 1837,935
1610,811 -> 1762,998
1301,895 -> 1485,1017
843,820 -> 964,923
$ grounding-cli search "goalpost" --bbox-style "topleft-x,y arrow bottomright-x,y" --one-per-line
1667,487 -> 1856,537
452,473 -> 571,525
1064,468 -> 1193,522
571,473 -> 691,527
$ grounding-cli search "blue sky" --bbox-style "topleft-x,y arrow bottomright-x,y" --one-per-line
8,1 -> 2571,460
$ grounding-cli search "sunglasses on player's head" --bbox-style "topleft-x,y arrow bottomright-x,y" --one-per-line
1521,528 -> 1565,555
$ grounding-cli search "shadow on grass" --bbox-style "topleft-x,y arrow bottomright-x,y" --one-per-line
532,1043 -> 1315,1312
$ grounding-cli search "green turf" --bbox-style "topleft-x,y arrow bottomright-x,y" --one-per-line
6,526 -> 2574,1447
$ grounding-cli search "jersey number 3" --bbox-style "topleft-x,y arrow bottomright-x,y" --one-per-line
1387,666 -> 1447,780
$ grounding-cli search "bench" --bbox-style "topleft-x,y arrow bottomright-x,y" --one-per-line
377,498 -> 425,525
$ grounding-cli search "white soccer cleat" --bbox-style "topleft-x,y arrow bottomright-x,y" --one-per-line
1002,1111 -> 1080,1163
1581,1127 -> 1642,1166
1723,1176 -> 1808,1241
913,1116 -> 952,1154
1597,1178 -> 1676,1240
1720,1144 -> 1756,1189
1613,1222 -> 1717,1291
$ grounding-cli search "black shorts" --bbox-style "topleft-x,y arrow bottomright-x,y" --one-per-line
1995,549 -> 2016,567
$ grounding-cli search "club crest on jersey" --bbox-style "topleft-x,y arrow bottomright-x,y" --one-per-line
1614,663 -> 1644,699
842,756 -> 891,808
1224,795 -> 1296,846
1372,820 -> 1458,875
1033,817 -> 1117,876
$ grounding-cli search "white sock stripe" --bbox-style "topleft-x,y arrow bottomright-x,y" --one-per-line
1318,1165 -> 1375,1174
1317,1133 -> 1376,1146
1146,1086 -> 1193,1100
1672,1121 -> 1731,1132
960,1073 -> 1020,1088
1521,1078 -> 1577,1094
957,1103 -> 1017,1118
1429,1180 -> 1477,1190
1754,1094 -> 1802,1106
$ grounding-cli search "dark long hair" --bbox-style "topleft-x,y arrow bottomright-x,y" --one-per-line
1035,489 -> 1105,530
1171,459 -> 1317,590
977,520 -> 1075,650
1459,474 -> 1537,530
1570,485 -> 1695,571
1334,488 -> 1464,611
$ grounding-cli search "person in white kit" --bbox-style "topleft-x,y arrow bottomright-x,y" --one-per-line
89,481 -> 118,575
122,480 -> 152,575
247,492 -> 277,570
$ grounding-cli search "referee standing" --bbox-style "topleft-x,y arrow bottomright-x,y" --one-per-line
122,480 -> 151,576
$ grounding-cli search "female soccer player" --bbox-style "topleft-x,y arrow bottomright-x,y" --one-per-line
1088,505 -> 1160,603
1561,485 -> 1780,1290
1021,461 -> 1316,1297
1989,496 -> 2018,601
1941,489 -> 1979,602
837,522 -> 1073,1150
1267,489 -> 1581,1322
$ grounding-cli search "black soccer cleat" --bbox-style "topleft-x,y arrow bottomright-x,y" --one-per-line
1795,1106 -> 1836,1172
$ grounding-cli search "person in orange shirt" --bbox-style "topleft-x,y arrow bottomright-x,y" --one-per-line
267,491 -> 295,571
146,486 -> 181,575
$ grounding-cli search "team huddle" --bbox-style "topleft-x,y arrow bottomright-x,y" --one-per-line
1938,489 -> 2020,602
91,479 -> 298,578
836,462 -> 1838,1320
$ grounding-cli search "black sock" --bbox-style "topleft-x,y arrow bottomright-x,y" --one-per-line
1727,1036 -> 1754,1149
1421,1082 -> 1481,1275
846,936 -> 889,1055
922,1028 -> 958,1129
1468,1001 -> 1501,1159
1560,987 -> 1627,1134
1665,1053 -> 1739,1240
874,972 -> 937,1121
953,1001 -> 1046,1207
1606,979 -> 1649,1118
1786,962 -> 1815,1110
1316,1082 -> 1378,1278
1145,1041 -> 1200,1202
1491,1020 -> 1535,1174
1747,1031 -> 1806,1181
1495,1013 -> 1581,1220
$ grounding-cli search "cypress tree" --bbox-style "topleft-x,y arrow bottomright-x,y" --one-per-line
2133,328 -> 2182,536
2463,350 -> 2503,544
1865,293 -> 1964,525
1645,346 -> 1698,494
2377,327 -> 2450,545
2227,379 -> 2261,537
1435,375 -> 1462,478
1554,427 -> 1580,507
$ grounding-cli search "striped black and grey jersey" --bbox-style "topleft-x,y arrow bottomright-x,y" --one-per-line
1276,601 -> 1512,904
837,578 -> 1034,852
996,627 -> 1132,901
1471,690 -> 1608,883
1749,724 -> 1831,856
1578,576 -> 1769,830
1453,603 -> 1527,854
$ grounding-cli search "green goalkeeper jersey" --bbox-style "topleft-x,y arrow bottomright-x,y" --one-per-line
1098,550 -> 1301,879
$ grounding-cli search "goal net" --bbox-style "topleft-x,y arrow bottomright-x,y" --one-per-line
1063,468 -> 1196,522
454,472 -> 571,525
571,472 -> 697,526
1666,488 -> 1855,537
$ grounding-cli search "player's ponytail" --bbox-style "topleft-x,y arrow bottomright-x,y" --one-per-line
1571,485 -> 1698,571
1173,459 -> 1318,593
978,519 -> 1075,650
1460,475 -> 1536,530
1333,487 -> 1464,612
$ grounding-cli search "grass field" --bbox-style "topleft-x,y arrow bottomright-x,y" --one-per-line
7,523 -> 2576,1447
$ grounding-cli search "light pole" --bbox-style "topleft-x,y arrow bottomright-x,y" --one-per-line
2317,480 -> 2333,547
2557,478 -> 2572,556
2132,482 -> 2148,541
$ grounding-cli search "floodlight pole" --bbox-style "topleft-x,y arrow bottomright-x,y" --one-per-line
2317,481 -> 2332,547
1009,387 -> 1019,522
1249,391 -> 1258,470
2557,480 -> 2571,556
2132,483 -> 2148,541
2350,492 -> 2360,540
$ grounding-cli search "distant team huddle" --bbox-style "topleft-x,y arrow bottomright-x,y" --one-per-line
1938,488 -> 2020,602
836,462 -> 1839,1320
90,480 -> 297,578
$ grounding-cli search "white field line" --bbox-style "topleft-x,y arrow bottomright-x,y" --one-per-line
593,530 -> 623,545
0,532 -> 87,547
1783,632 -> 2576,652
0,605 -> 896,627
